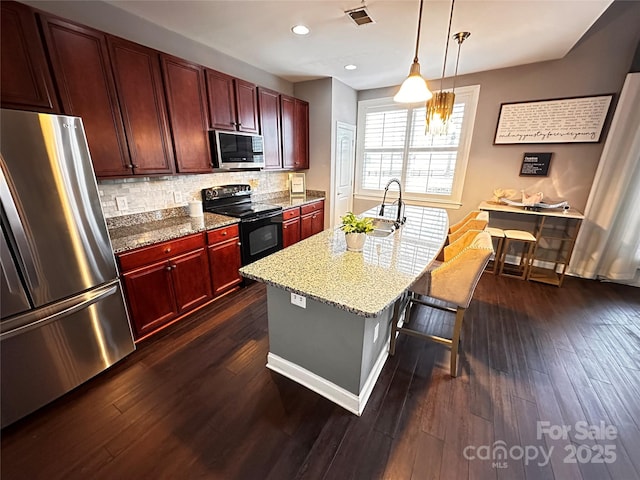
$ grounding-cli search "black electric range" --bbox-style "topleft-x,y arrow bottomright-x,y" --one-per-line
202,185 -> 283,265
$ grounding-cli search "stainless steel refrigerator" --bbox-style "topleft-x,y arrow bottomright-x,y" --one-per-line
1,109 -> 135,428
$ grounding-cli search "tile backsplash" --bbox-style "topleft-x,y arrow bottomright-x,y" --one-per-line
98,171 -> 290,218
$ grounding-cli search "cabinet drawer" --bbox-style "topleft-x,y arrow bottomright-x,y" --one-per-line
300,200 -> 323,215
118,233 -> 205,272
282,207 -> 300,220
206,224 -> 239,244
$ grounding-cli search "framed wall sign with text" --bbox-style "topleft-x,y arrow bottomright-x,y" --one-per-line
494,94 -> 613,144
520,152 -> 552,176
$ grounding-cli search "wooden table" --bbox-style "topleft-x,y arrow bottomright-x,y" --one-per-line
479,201 -> 584,286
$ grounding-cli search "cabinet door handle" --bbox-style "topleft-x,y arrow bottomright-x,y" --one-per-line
172,265 -> 177,270
165,265 -> 172,271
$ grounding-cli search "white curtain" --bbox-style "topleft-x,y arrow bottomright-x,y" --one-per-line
570,72 -> 640,283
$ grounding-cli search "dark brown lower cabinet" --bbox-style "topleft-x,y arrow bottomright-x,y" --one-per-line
171,249 -> 213,312
282,207 -> 301,248
207,224 -> 242,297
300,200 -> 325,240
121,261 -> 177,338
118,233 -> 212,340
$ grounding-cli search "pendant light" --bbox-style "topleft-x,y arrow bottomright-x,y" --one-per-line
425,0 -> 470,135
394,0 -> 433,103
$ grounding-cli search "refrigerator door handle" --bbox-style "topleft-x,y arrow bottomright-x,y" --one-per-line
1,230 -> 24,294
0,283 -> 118,340
0,162 -> 39,291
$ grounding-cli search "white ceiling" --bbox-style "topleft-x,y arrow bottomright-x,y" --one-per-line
106,0 -> 613,91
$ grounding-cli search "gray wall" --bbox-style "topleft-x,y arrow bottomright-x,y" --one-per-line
294,78 -> 333,227
266,285 -> 391,395
295,78 -> 358,228
357,0 -> 640,223
24,0 -> 293,94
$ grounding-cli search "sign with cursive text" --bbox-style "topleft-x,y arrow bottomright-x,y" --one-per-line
494,95 -> 613,144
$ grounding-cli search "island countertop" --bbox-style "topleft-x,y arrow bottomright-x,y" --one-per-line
239,205 -> 448,317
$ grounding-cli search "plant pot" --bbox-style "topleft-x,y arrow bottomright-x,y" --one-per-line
345,232 -> 367,252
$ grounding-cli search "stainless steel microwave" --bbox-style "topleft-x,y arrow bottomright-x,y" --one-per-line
210,130 -> 264,169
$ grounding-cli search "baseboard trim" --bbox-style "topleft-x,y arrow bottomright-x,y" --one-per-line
266,345 -> 389,416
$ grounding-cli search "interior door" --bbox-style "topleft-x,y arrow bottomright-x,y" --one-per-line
333,122 -> 356,227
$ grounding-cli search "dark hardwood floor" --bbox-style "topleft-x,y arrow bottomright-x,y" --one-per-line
2,274 -> 640,479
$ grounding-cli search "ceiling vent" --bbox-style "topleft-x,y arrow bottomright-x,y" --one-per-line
345,6 -> 375,26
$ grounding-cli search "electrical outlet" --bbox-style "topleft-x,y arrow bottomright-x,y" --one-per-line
173,191 -> 183,204
290,293 -> 306,309
373,322 -> 379,342
115,196 -> 128,211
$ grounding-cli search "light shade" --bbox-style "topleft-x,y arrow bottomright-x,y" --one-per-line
393,61 -> 433,103
426,91 -> 455,134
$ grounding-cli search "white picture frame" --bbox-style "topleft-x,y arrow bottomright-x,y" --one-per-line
494,94 -> 613,144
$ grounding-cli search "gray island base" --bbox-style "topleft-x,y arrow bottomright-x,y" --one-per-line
240,205 -> 449,415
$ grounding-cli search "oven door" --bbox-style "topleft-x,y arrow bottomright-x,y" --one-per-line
240,211 -> 283,265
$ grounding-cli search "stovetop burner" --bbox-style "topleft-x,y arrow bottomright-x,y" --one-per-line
210,203 -> 282,218
201,184 -> 282,219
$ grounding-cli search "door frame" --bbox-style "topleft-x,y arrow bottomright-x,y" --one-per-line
333,121 -> 356,228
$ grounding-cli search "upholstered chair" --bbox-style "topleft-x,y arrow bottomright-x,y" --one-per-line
390,230 -> 493,377
448,211 -> 489,243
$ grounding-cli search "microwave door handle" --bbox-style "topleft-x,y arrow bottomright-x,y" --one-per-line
0,162 -> 39,291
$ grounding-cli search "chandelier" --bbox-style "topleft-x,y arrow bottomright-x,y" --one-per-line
425,0 -> 470,135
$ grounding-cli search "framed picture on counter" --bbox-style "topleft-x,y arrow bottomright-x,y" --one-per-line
494,94 -> 614,144
289,173 -> 306,198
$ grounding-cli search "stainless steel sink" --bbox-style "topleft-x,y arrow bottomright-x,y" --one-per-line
364,217 -> 398,237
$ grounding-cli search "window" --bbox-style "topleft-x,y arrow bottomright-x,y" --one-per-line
355,85 -> 480,206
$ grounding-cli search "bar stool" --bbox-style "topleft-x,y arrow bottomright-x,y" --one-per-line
498,230 -> 537,279
485,227 -> 505,274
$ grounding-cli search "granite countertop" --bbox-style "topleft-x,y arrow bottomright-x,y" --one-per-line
108,212 -> 238,254
106,193 -> 325,254
266,194 -> 325,209
239,205 -> 449,317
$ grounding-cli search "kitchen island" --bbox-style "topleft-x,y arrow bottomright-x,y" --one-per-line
239,205 -> 448,414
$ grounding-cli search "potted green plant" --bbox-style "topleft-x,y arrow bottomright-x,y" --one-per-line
340,212 -> 374,252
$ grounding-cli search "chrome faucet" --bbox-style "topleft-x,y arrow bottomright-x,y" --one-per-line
378,178 -> 406,226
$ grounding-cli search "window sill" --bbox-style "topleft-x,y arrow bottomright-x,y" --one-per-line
354,193 -> 462,210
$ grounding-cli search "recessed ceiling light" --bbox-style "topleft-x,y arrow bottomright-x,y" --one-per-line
344,64 -> 357,71
291,25 -> 310,35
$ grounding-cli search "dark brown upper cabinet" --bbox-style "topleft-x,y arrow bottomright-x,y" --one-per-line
281,95 -> 309,170
107,37 -> 175,176
258,87 -> 282,170
1,2 -> 60,113
161,54 -> 213,173
294,98 -> 310,170
39,15 -> 131,177
206,69 -> 259,134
